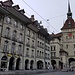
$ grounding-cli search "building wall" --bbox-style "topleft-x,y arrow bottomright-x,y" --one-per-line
62,29 -> 75,56
0,1 -> 51,71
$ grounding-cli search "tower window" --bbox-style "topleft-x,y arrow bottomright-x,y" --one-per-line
68,21 -> 71,27
74,44 -> 75,48
66,44 -> 68,49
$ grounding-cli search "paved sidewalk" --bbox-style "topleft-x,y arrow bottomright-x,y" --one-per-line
0,69 -> 55,75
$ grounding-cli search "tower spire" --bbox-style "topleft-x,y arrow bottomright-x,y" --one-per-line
67,0 -> 72,18
68,0 -> 71,13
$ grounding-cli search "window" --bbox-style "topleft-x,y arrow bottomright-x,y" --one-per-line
26,38 -> 30,45
26,48 -> 29,56
32,32 -> 35,39
37,50 -> 39,56
40,42 -> 41,47
51,52 -> 56,57
11,43 -> 15,54
32,40 -> 34,48
61,58 -> 62,61
31,50 -> 34,57
66,44 -> 68,49
37,41 -> 39,47
19,33 -> 23,42
27,29 -> 30,36
20,24 -> 23,30
18,45 -> 22,55
12,30 -> 17,40
6,17 -> 11,24
66,36 -> 68,39
54,46 -> 56,50
42,52 -> 44,57
14,20 -> 18,28
68,21 -> 71,27
48,54 -> 49,58
73,36 -> 75,39
5,27 -> 10,37
40,51 -> 41,57
38,34 -> 40,38
51,46 -> 56,51
74,44 -> 75,48
42,43 -> 44,48
45,53 -> 47,58
51,46 -> 52,51
3,41 -> 8,52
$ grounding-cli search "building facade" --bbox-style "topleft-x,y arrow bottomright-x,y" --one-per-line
50,1 -> 75,70
0,0 -> 51,71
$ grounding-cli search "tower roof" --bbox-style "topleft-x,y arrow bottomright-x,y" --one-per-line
61,18 -> 75,30
67,0 -> 72,18
61,0 -> 75,30
68,0 -> 71,13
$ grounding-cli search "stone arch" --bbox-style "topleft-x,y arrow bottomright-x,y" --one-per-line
1,56 -> 8,71
51,60 -> 56,69
37,60 -> 43,69
30,60 -> 34,70
68,58 -> 75,67
16,58 -> 21,70
9,57 -> 15,70
25,59 -> 29,70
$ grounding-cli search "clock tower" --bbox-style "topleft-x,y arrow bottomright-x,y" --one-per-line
61,0 -> 75,67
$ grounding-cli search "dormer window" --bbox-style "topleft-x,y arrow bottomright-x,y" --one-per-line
68,21 -> 71,27
14,20 -> 18,28
6,17 -> 11,24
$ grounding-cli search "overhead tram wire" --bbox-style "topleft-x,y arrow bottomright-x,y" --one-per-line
22,0 -> 58,33
48,14 -> 66,20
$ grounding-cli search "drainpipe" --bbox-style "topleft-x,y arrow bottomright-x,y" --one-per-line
22,24 -> 26,70
34,33 -> 38,70
44,38 -> 46,69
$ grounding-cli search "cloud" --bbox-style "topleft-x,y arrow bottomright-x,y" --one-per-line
0,0 -> 7,1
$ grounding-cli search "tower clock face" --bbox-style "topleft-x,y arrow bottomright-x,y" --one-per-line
67,33 -> 72,37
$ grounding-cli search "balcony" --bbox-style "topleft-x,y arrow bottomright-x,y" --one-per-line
18,40 -> 23,44
18,52 -> 22,56
11,50 -> 15,55
31,55 -> 34,58
12,37 -> 17,42
26,54 -> 29,57
4,35 -> 10,39
45,57 -> 50,59
51,56 -> 57,59
3,49 -> 8,53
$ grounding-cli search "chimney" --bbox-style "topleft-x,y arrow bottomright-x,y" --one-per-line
3,0 -> 13,6
19,9 -> 25,14
13,5 -> 20,10
30,15 -> 35,22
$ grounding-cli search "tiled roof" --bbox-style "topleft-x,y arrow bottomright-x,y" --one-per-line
61,18 -> 75,30
50,32 -> 62,38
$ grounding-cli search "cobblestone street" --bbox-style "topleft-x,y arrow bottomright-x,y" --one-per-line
35,71 -> 75,75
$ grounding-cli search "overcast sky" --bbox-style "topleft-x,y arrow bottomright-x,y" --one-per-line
1,0 -> 75,34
